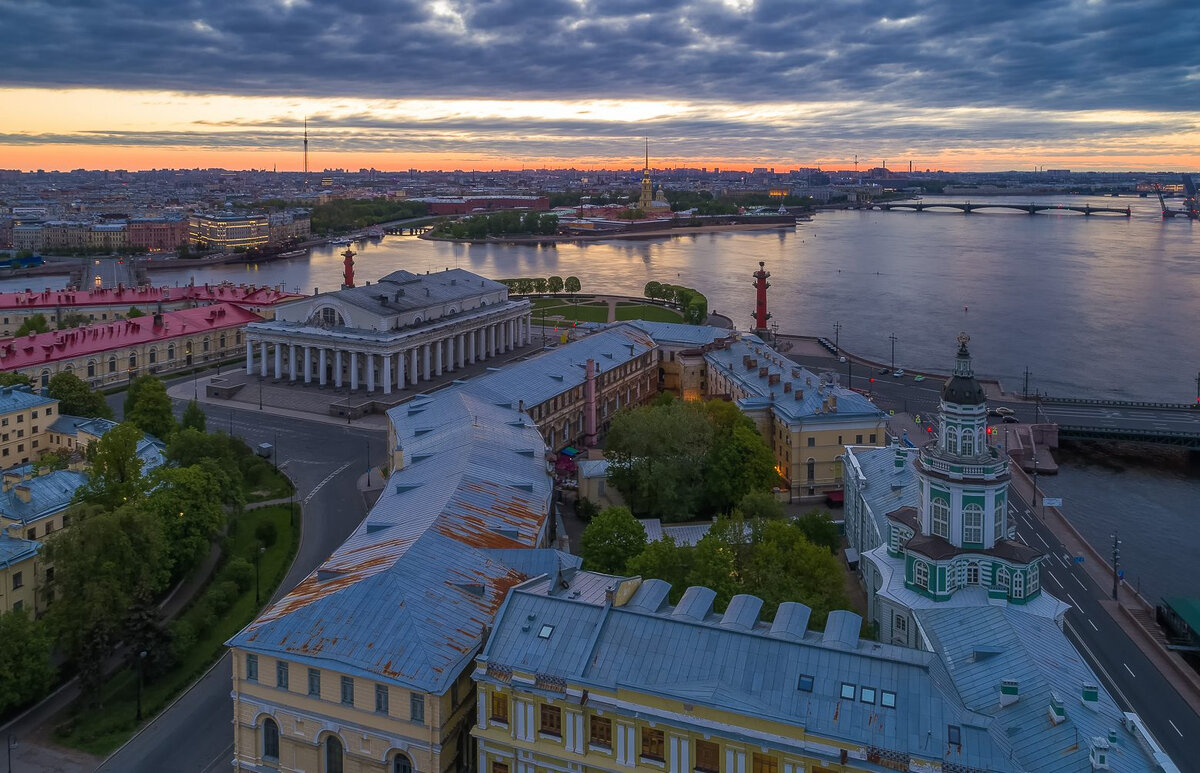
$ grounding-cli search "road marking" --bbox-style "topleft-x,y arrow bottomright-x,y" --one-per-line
1066,592 -> 1080,609
1074,574 -> 1087,589
1169,719 -> 1182,737
1017,534 -> 1028,545
1036,533 -> 1049,548
1064,619 -> 1135,711
200,743 -> 235,773
1049,573 -> 1064,589
1124,663 -> 1136,678
303,461 -> 352,505
1088,618 -> 1099,632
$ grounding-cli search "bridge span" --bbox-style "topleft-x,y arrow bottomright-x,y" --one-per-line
1032,399 -> 1200,448
872,201 -> 1132,216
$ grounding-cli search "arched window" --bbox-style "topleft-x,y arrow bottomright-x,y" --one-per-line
993,499 -> 1006,541
963,504 -> 984,544
262,718 -> 280,761
946,428 -> 959,455
108,356 -> 117,373
1012,571 -> 1025,599
219,334 -> 226,349
236,330 -> 242,344
202,336 -> 211,353
149,348 -> 157,364
966,562 -> 980,585
168,344 -> 176,360
807,458 -> 815,481
931,497 -> 950,539
64,364 -> 73,374
394,753 -> 414,773
1028,565 -> 1040,594
914,561 -> 929,589
961,429 -> 975,456
87,360 -> 96,377
129,352 -> 137,369
995,566 -> 1011,594
325,736 -> 344,773
319,307 -> 344,327
40,369 -> 50,387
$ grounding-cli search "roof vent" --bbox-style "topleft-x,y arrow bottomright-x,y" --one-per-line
719,594 -> 763,630
1081,683 -> 1100,711
821,610 -> 862,649
768,602 -> 811,640
671,586 -> 716,621
1048,691 -> 1067,725
366,522 -> 391,534
625,578 -> 671,612
999,679 -> 1019,707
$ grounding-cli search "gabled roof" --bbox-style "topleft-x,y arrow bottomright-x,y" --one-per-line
0,385 -> 56,415
323,268 -> 505,315
0,533 -> 40,569
0,468 -> 88,525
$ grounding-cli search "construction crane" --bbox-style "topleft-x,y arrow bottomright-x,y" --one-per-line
1182,173 -> 1199,219
1153,182 -> 1171,218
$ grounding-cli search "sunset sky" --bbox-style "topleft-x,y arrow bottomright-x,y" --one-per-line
3,0 -> 1199,172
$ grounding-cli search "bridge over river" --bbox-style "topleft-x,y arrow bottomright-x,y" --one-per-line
872,201 -> 1132,216
1033,398 -> 1200,447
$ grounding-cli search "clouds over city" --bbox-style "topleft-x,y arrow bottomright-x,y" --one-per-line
2,0 -> 1199,168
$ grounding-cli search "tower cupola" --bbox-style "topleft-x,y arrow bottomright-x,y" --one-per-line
941,332 -> 985,406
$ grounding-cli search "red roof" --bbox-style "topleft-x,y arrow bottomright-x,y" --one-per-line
0,282 -> 303,311
0,303 -> 261,368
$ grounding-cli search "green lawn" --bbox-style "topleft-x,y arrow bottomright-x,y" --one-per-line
614,304 -> 684,322
534,304 -> 611,323
54,504 -> 299,755
245,465 -> 295,503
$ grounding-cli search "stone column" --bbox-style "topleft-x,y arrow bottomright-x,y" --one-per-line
288,345 -> 297,381
395,350 -> 405,390
382,353 -> 392,395
506,319 -> 515,351
487,325 -> 495,358
274,344 -> 282,379
259,342 -> 268,377
422,343 -> 431,381
446,335 -> 455,372
350,351 -> 359,390
366,353 -> 376,392
469,329 -> 477,363
304,346 -> 313,383
335,350 -> 343,388
318,348 -> 327,386
435,339 -> 443,377
410,349 -> 419,386
457,333 -> 466,368
245,340 -> 254,374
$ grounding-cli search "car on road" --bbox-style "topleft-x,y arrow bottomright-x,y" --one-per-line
1001,415 -> 1020,423
878,366 -> 890,375
913,374 -> 925,382
839,356 -> 847,363
892,369 -> 905,377
995,406 -> 1015,416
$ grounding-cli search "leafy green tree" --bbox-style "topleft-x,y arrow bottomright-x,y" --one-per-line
181,399 -> 207,432
793,510 -> 841,554
736,490 -> 784,521
56,312 -> 90,330
0,371 -> 32,387
145,465 -> 227,575
522,211 -> 541,233
45,503 -> 172,697
0,608 -> 56,712
532,277 -> 549,294
565,276 -> 581,293
684,534 -> 742,605
126,306 -> 146,318
547,275 -> 564,295
580,506 -> 646,574
48,371 -> 113,418
625,536 -> 689,590
14,313 -> 50,336
32,450 -> 69,473
700,420 -> 780,515
80,421 -> 147,506
605,401 -> 713,522
124,375 -> 176,439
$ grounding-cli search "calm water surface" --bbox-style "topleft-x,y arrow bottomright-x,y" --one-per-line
5,194 -> 1197,599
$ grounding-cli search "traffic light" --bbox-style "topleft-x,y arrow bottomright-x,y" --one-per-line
986,426 -> 994,435
868,377 -> 875,383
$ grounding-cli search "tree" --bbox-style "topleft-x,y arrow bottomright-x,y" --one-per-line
625,536 -> 689,590
126,306 -> 146,318
125,375 -> 176,439
736,490 -> 784,521
0,608 -> 56,712
0,371 -> 32,387
181,399 -> 207,432
793,510 -> 841,554
48,371 -> 113,418
547,275 -> 564,295
532,277 -> 549,294
604,401 -> 713,522
56,312 -> 90,330
81,421 -> 147,506
644,281 -> 663,300
32,450 -> 69,473
565,276 -> 581,294
14,313 -> 49,337
580,506 -> 646,574
145,465 -> 227,575
700,422 -> 780,515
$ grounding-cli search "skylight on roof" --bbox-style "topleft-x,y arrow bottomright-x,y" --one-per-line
537,624 -> 554,639
797,674 -> 814,692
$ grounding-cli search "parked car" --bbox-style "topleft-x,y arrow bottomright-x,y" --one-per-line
913,374 -> 925,382
1001,415 -> 1020,423
995,406 -> 1015,416
892,369 -> 905,377
878,366 -> 890,375
839,356 -> 847,363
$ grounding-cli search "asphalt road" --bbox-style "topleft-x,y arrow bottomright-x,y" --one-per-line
96,385 -> 385,772
1007,488 -> 1197,768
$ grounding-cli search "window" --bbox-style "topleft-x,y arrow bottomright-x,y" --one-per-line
947,725 -> 962,745
394,753 -> 414,773
538,624 -> 554,639
797,674 -> 814,692
881,690 -> 897,709
966,562 -> 980,585
376,684 -> 390,714
492,763 -> 509,773
308,668 -> 321,697
994,500 -> 1006,541
870,433 -> 877,443
961,430 -> 975,456
894,614 -> 907,633
855,434 -> 863,444
589,715 -> 612,747
1028,565 -> 1040,593
246,654 -> 258,682
806,436 -> 814,447
340,676 -> 354,706
108,356 -> 117,373
129,352 -> 137,369
640,728 -> 664,761
276,661 -> 289,689
860,687 -> 876,704
1012,571 -> 1025,599
540,704 -> 561,737
410,693 -> 425,724
149,348 -> 157,364
840,683 -> 856,700
807,459 -> 815,481
931,497 -> 950,539
263,718 -> 280,760
693,740 -> 719,773
11,571 -> 23,590
995,566 -> 1011,593
752,753 -> 777,773
963,504 -> 984,544
168,344 -> 175,360
325,735 -> 344,773
490,692 -> 509,723
914,561 -> 929,589
88,360 -> 96,377
947,429 -> 959,455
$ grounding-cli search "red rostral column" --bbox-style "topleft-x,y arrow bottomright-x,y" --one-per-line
752,260 -> 771,333
341,247 -> 356,289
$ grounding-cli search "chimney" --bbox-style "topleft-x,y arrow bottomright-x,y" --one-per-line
783,382 -> 791,393
829,394 -> 838,411
1081,683 -> 1100,711
894,446 -> 906,470
153,312 -> 163,327
584,358 -> 597,447
1048,692 -> 1066,725
15,485 -> 32,504
999,679 -> 1019,707
758,366 -> 768,377
1088,737 -> 1111,770
795,388 -> 803,401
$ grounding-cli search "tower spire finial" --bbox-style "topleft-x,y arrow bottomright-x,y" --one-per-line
303,116 -> 309,188
645,137 -> 649,171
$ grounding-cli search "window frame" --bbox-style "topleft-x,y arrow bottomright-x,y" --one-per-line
276,660 -> 289,690
375,683 -> 390,715
539,703 -> 562,738
490,692 -> 510,724
340,675 -> 355,706
245,653 -> 258,682
881,690 -> 897,709
695,739 -> 720,773
589,715 -> 612,748
860,686 -> 876,704
796,674 -> 814,692
307,667 -> 321,697
640,727 -> 665,761
410,693 -> 425,724
262,717 -> 280,761
840,682 -> 856,700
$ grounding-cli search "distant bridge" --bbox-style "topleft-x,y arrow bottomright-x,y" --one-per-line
1033,399 -> 1200,448
873,202 -> 1132,216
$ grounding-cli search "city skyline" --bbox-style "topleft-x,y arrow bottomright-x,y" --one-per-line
3,1 -> 1200,172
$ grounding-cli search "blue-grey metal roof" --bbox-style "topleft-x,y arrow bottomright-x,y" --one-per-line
916,605 -> 1160,772
0,385 -> 55,415
625,320 -> 737,347
0,533 -> 39,569
638,518 -> 714,547
704,340 -> 884,425
0,468 -> 88,525
844,445 -> 921,545
482,579 -> 1016,771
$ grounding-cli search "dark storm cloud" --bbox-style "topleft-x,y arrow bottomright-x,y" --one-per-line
2,0 -> 1198,112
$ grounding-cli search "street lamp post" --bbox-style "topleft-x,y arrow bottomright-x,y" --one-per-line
1111,531 -> 1121,600
1031,455 -> 1040,520
258,378 -> 263,411
7,734 -> 16,772
833,321 -> 841,354
135,650 -> 147,721
889,333 -> 898,371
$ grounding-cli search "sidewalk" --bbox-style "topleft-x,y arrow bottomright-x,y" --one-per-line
1011,463 -> 1200,714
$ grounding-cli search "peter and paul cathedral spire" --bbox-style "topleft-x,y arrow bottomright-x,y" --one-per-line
638,137 -> 654,212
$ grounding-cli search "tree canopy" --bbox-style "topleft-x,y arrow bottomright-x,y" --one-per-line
15,313 -> 50,337
0,371 -> 32,387
564,276 -> 581,293
579,506 -> 646,574
48,371 -> 113,418
0,608 -> 55,713
81,421 -> 147,507
181,399 -> 207,432
124,375 -> 176,440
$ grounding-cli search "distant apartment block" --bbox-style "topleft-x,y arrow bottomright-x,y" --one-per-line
189,212 -> 269,250
127,217 -> 188,251
411,195 -> 550,215
267,209 -> 312,245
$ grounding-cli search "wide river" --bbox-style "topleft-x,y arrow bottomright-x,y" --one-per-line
6,194 -> 1198,599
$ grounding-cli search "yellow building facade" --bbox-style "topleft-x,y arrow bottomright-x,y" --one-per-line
0,535 -> 39,614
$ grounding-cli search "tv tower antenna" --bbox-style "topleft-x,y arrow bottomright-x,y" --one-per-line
303,117 -> 309,188
854,154 -> 858,174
